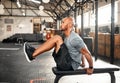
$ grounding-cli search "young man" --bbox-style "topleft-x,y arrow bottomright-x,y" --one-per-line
24,17 -> 93,74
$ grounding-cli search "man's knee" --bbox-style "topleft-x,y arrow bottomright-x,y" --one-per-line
53,35 -> 63,53
52,35 -> 63,45
54,35 -> 63,41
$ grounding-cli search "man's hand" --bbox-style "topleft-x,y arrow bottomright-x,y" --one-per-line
85,68 -> 94,75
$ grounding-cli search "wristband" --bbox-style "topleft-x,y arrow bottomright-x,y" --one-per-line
89,66 -> 93,69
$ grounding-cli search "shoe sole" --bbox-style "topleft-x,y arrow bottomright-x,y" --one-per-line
23,42 -> 31,63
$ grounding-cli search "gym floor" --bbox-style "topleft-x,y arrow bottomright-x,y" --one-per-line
0,42 -> 120,83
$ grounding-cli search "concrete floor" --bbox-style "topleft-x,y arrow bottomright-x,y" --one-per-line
0,42 -> 120,83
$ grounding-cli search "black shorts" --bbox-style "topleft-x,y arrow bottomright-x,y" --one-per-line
52,43 -> 73,71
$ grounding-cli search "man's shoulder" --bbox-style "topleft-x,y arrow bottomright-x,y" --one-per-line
70,31 -> 82,40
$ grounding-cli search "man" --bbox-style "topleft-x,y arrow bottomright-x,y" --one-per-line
24,17 -> 93,74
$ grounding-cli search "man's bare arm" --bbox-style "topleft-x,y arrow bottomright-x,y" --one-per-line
80,47 -> 93,74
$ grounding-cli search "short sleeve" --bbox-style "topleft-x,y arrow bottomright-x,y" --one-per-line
70,37 -> 85,52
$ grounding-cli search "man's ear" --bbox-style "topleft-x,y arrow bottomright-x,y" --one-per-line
67,23 -> 71,28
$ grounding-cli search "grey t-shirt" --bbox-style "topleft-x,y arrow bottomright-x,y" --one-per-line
64,31 -> 86,70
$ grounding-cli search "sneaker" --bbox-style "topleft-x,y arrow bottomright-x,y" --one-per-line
23,42 -> 35,62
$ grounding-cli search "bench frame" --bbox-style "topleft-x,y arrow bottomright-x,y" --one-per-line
52,67 -> 120,83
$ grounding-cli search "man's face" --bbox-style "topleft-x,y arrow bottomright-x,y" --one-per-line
60,18 -> 69,31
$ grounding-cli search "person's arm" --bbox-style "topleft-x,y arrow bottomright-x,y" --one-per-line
80,47 -> 93,75
80,55 -> 85,67
70,36 -> 93,74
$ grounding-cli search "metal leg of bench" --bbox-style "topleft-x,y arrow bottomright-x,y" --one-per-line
109,72 -> 115,83
54,75 -> 63,83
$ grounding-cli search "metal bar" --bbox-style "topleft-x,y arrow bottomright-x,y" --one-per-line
52,67 -> 119,83
0,14 -> 49,17
4,8 -> 38,10
25,0 -> 27,16
74,0 -> 77,32
110,0 -> 115,64
64,0 -> 71,7
59,4 -> 66,12
60,2 -> 75,18
14,0 -> 23,14
30,0 -> 39,8
49,5 -> 58,16
94,0 -> 98,61
81,0 -> 84,38
54,0 -> 63,10
109,72 -> 115,83
11,0 -> 12,16
78,5 -> 81,15
52,2 -> 63,14
28,6 -> 39,17
22,1 -> 39,10
49,6 -> 60,19
2,3 -> 11,15
54,75 -> 62,83
52,0 -> 66,16
44,11 -> 56,21
57,0 -> 66,11
23,2 -> 38,9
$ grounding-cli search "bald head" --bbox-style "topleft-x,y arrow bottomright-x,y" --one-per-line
63,17 -> 74,25
61,17 -> 74,31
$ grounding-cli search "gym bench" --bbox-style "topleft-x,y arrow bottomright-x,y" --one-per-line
52,67 -> 120,83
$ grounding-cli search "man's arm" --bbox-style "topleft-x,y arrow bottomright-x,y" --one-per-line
80,47 -> 94,75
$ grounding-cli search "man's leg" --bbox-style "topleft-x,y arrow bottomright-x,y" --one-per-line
24,35 -> 63,62
32,35 -> 63,58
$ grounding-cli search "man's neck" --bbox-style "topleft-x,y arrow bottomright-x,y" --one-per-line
64,29 -> 72,37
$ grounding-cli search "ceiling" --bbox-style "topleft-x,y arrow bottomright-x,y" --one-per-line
0,0 -> 110,20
